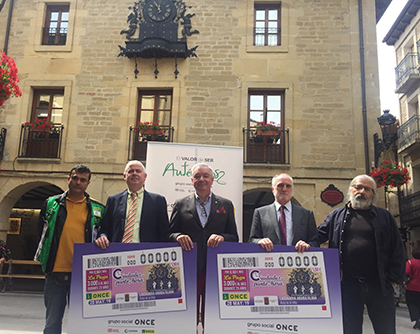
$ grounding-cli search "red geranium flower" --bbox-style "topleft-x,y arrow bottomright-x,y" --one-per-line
0,51 -> 22,106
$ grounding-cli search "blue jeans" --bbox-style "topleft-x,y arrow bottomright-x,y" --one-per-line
44,272 -> 71,334
341,277 -> 396,334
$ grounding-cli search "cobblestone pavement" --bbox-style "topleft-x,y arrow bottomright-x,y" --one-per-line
0,291 -> 417,334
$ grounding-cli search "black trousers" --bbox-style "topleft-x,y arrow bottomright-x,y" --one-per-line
406,289 -> 420,322
341,277 -> 396,334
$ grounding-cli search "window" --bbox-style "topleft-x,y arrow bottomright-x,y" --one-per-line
19,89 -> 64,159
31,89 -> 64,124
138,90 -> 172,127
131,90 -> 173,161
42,5 -> 69,45
254,3 -> 281,46
249,90 -> 284,129
246,90 -> 287,164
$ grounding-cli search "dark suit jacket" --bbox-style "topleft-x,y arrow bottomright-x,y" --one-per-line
249,202 -> 319,247
98,189 -> 169,243
168,193 -> 239,275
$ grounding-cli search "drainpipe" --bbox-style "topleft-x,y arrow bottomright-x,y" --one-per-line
3,0 -> 14,54
358,0 -> 370,174
0,0 -> 7,12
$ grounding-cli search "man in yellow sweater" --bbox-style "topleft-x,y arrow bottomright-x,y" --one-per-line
36,165 -> 105,334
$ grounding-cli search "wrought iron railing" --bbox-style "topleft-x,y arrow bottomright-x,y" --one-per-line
42,27 -> 67,45
242,128 -> 289,164
18,124 -> 64,159
395,53 -> 419,89
128,126 -> 174,161
398,115 -> 420,150
417,39 -> 420,63
400,191 -> 420,224
0,127 -> 6,161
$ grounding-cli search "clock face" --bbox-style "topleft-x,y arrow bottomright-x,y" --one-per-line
145,0 -> 173,22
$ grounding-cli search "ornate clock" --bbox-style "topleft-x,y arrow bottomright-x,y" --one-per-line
144,0 -> 175,22
119,0 -> 199,78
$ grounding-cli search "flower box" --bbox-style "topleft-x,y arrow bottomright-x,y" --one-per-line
140,129 -> 160,135
256,129 -> 279,136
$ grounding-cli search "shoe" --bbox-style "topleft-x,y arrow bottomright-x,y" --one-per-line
413,320 -> 420,329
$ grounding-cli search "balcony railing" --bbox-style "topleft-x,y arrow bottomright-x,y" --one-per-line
42,27 -> 67,45
395,53 -> 420,93
18,125 -> 64,159
400,191 -> 420,225
128,126 -> 174,161
243,128 -> 289,164
398,115 -> 420,152
0,127 -> 6,161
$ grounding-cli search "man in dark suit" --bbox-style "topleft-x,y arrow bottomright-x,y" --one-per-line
95,160 -> 169,249
249,173 -> 319,252
168,163 -> 239,325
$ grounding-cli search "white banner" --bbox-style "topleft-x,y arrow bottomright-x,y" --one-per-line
145,142 -> 244,240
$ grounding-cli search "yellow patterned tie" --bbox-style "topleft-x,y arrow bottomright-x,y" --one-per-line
122,192 -> 137,243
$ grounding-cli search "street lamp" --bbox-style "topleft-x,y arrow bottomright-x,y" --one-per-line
373,109 -> 398,168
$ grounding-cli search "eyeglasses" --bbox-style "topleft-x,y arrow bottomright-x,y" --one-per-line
352,185 -> 372,192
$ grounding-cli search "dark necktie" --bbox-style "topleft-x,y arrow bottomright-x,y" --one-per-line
279,206 -> 287,245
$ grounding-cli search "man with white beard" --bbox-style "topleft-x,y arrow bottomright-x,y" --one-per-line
318,175 -> 406,334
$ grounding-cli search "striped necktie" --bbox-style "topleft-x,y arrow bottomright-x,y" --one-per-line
122,192 -> 137,243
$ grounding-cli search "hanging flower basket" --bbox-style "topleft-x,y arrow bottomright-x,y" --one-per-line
369,160 -> 410,188
0,51 -> 22,106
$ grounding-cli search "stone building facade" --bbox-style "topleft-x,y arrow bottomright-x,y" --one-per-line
0,0 -> 382,258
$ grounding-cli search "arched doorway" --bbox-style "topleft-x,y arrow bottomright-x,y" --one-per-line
1,183 -> 63,291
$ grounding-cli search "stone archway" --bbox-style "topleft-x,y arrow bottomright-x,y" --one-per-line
0,181 -> 64,259
0,182 -> 62,232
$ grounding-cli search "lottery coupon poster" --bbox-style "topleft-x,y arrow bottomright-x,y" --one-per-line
205,243 -> 343,334
68,242 -> 197,334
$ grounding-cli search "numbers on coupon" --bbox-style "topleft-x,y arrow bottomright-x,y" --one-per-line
139,250 -> 178,265
278,255 -> 319,267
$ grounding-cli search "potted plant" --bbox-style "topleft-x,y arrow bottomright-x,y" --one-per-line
255,122 -> 281,136
369,160 -> 410,188
134,120 -> 164,135
0,51 -> 22,106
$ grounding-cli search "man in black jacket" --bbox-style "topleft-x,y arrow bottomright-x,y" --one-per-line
318,175 -> 406,334
168,163 -> 239,326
